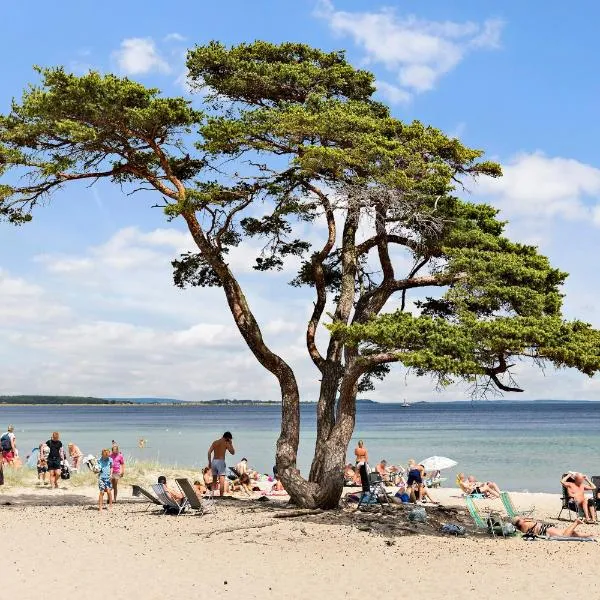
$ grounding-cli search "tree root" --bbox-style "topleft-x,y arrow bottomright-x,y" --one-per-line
273,509 -> 324,519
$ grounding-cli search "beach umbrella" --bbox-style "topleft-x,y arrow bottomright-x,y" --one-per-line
420,456 -> 457,471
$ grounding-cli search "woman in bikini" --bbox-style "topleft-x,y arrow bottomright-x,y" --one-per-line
354,440 -> 368,466
513,517 -> 591,538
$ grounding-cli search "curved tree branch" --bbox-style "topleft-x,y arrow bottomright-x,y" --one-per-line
304,183 -> 336,371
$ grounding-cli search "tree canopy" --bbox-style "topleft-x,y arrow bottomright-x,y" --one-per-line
1,41 -> 599,507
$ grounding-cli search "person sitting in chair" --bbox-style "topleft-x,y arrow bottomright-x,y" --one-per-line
157,475 -> 184,502
513,516 -> 592,538
375,460 -> 390,482
467,475 -> 501,499
561,472 -> 597,523
344,464 -> 356,486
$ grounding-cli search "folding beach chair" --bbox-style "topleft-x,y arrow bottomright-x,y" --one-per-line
357,469 -> 391,509
465,496 -> 516,538
175,478 -> 215,514
131,484 -> 163,510
591,476 -> 600,510
151,483 -> 189,516
501,491 -> 535,518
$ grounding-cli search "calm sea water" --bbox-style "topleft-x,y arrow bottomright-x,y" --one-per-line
1,401 -> 598,493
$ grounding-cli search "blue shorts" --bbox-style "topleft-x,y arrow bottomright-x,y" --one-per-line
98,478 -> 112,491
211,459 -> 226,477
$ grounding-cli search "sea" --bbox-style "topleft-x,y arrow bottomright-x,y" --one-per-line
1,401 -> 598,493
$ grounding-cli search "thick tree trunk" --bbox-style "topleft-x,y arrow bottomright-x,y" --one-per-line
308,361 -> 340,482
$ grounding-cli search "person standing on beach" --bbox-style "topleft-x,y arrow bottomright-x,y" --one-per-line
67,443 -> 83,470
37,440 -> 50,484
109,444 -> 125,502
1,425 -> 17,465
97,449 -> 114,511
207,431 -> 235,497
354,440 -> 369,491
46,432 -> 63,489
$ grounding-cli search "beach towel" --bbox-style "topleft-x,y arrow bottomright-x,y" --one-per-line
524,536 -> 596,543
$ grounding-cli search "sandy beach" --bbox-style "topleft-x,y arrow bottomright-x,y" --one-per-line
1,481 -> 597,600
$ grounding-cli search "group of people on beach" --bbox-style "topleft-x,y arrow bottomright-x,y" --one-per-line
347,440 -> 447,505
154,431 -> 285,506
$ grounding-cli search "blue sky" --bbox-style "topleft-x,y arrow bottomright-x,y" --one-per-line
1,0 -> 599,401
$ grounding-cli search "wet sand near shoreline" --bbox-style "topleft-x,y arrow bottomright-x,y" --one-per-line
1,486 -> 597,600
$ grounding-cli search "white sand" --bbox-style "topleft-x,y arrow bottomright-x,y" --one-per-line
0,484 -> 597,600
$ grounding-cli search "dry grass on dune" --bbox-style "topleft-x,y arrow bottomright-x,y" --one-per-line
0,459 -> 201,490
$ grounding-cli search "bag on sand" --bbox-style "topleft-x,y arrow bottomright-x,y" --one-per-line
60,461 -> 71,480
441,523 -> 466,536
408,507 -> 427,522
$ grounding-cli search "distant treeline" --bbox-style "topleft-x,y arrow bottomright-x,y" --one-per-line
0,395 -> 133,405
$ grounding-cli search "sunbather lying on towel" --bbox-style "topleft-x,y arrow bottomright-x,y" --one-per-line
513,517 -> 592,538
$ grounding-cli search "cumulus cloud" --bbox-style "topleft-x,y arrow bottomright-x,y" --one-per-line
164,33 -> 187,43
475,152 -> 600,222
113,38 -> 171,75
315,0 -> 504,102
376,81 -> 411,105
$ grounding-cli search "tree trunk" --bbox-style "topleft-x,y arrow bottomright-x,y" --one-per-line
308,361 -> 340,482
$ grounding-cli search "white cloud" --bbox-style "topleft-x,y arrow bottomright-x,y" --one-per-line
475,152 -> 600,221
316,0 -> 504,102
376,81 -> 411,105
164,33 -> 187,43
113,38 -> 171,75
0,269 -> 70,323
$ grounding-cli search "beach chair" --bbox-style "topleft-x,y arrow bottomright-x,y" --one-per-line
465,496 -> 515,538
591,476 -> 600,510
175,478 -> 216,514
131,484 -> 163,510
227,466 -> 241,481
151,483 -> 189,516
358,470 -> 391,509
501,491 -> 535,518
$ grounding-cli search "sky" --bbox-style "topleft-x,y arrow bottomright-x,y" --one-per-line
1,0 -> 599,402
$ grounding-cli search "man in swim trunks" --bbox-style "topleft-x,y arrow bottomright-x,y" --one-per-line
561,472 -> 597,523
207,431 -> 235,497
513,516 -> 592,538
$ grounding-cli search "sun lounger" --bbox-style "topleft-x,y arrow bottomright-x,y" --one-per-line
175,478 -> 214,514
131,484 -> 162,510
501,491 -> 535,518
151,483 -> 189,515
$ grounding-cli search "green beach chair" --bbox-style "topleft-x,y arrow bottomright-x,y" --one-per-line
465,496 -> 516,538
501,491 -> 535,518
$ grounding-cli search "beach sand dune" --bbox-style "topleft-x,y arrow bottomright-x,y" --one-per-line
1,487 -> 597,600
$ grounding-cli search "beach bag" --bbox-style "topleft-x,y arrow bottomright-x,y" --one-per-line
441,523 -> 466,536
1,433 -> 11,451
408,507 -> 427,522
60,461 -> 71,480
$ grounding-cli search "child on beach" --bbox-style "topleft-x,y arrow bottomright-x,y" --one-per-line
97,449 -> 113,511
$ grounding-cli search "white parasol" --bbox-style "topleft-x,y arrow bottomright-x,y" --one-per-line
419,456 -> 457,471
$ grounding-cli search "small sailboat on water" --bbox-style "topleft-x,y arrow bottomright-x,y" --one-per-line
401,398 -> 410,408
